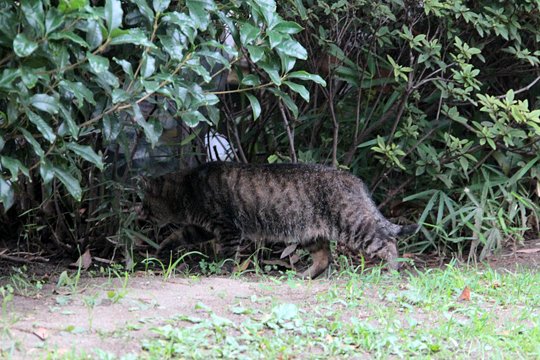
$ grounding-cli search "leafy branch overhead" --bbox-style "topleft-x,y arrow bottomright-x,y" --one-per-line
0,0 -> 323,208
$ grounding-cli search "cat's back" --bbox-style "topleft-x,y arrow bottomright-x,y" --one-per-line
188,162 -> 368,209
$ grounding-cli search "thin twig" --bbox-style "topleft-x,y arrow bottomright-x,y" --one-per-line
496,74 -> 540,99
278,101 -> 297,163
0,252 -> 49,264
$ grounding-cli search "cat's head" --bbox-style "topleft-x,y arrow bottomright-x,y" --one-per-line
363,224 -> 419,270
140,175 -> 176,224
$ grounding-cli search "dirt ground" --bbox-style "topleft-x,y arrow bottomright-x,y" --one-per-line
1,241 -> 539,359
3,275 -> 335,358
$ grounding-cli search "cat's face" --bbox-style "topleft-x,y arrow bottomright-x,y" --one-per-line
141,176 -> 176,224
361,235 -> 400,270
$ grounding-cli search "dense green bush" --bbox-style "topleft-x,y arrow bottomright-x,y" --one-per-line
0,0 -> 322,261
0,0 -> 538,263
269,0 -> 540,260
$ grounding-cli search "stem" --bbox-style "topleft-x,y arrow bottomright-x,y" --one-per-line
279,101 -> 297,163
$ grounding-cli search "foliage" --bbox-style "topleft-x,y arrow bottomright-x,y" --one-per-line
0,0 -> 539,261
0,0 -> 321,260
255,0 -> 540,259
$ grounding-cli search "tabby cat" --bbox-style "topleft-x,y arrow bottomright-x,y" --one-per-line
143,162 -> 418,278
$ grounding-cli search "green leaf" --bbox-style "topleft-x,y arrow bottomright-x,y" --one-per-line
112,89 -> 130,104
287,71 -> 326,86
292,0 -> 307,20
271,89 -> 298,118
49,31 -> 89,48
508,156 -> 540,186
39,159 -> 54,184
245,93 -> 261,120
1,156 -> 29,181
21,68 -> 38,89
133,104 -> 163,147
272,303 -> 298,321
141,54 -> 156,78
45,8 -> 64,34
259,61 -> 281,85
104,0 -> 123,33
505,89 -> 515,104
271,21 -> 303,34
241,74 -> 261,86
103,114 -> 121,142
59,80 -> 95,108
26,110 -> 56,143
142,80 -> 160,93
181,110 -> 207,127
280,94 -> 298,119
30,94 -> 60,114
253,0 -> 277,27
22,0 -> 45,36
66,143 -> 104,170
13,34 -> 38,57
188,60 -> 212,83
152,0 -> 171,13
278,53 -> 296,73
159,35 -> 185,60
110,28 -> 154,47
162,12 -> 197,44
276,40 -> 307,60
0,178 -> 14,211
20,128 -> 45,157
284,81 -> 309,102
187,0 -> 215,31
132,0 -> 154,22
240,22 -> 260,45
58,105 -> 79,139
0,69 -> 21,90
97,71 -> 120,88
246,45 -> 265,63
54,166 -> 82,201
268,31 -> 284,49
194,92 -> 219,107
58,0 -> 89,13
85,19 -> 105,50
113,58 -> 134,79
87,53 -> 110,74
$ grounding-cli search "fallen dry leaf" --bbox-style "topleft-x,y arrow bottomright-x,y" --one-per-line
458,286 -> 471,301
69,248 -> 92,270
289,253 -> 300,265
280,243 -> 298,259
234,258 -> 252,273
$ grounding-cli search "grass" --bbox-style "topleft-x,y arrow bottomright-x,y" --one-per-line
142,263 -> 539,359
2,261 -> 539,359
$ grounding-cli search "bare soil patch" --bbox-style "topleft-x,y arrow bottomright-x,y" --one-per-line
1,243 -> 539,359
2,274 -> 332,358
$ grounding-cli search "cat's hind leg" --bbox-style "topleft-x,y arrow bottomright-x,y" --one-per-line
157,225 -> 214,258
300,239 -> 331,279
